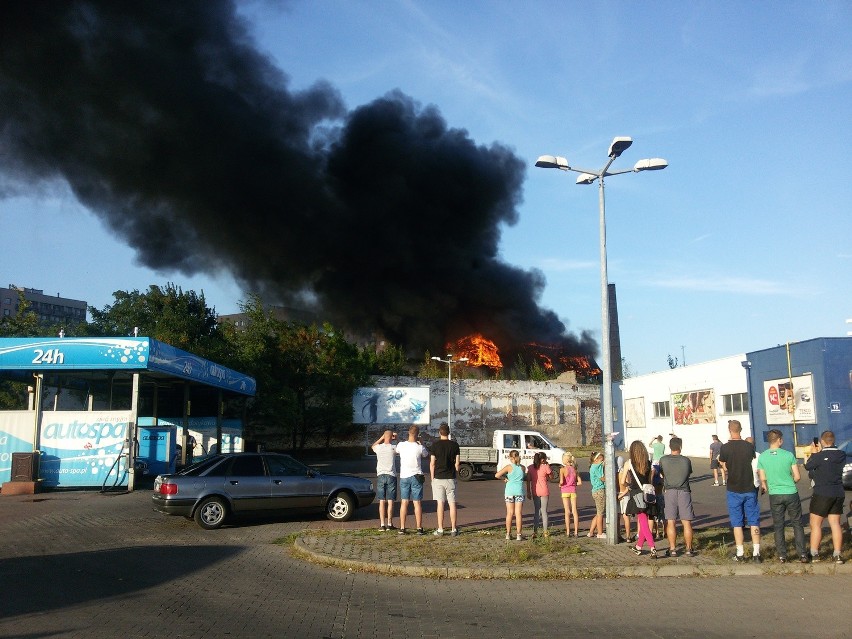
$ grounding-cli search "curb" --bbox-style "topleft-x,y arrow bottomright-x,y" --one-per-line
293,536 -> 852,579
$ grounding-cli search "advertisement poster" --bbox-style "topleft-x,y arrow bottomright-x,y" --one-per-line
671,389 -> 716,425
38,411 -> 131,488
763,374 -> 816,424
0,411 -> 37,484
624,397 -> 646,428
352,387 -> 430,424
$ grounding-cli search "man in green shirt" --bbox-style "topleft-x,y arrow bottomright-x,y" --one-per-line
757,429 -> 807,563
649,435 -> 665,468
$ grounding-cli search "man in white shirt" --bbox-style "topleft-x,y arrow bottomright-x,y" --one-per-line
371,430 -> 397,531
395,424 -> 429,535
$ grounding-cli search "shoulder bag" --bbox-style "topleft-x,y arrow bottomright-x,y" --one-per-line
629,465 -> 657,508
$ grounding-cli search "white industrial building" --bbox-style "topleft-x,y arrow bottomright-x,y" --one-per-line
612,354 -> 752,458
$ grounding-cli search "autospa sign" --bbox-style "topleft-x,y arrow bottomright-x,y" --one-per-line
39,411 -> 131,488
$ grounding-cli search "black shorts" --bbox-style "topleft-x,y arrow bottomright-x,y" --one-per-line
809,493 -> 844,517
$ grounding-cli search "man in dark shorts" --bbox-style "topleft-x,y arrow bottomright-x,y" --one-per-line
709,434 -> 725,486
719,420 -> 762,562
804,430 -> 846,563
658,437 -> 695,557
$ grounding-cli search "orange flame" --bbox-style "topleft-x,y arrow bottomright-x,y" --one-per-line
448,334 -> 504,369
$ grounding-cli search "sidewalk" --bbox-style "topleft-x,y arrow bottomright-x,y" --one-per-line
294,526 -> 852,578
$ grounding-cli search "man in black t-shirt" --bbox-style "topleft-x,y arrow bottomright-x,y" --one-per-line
430,422 -> 461,536
719,420 -> 762,563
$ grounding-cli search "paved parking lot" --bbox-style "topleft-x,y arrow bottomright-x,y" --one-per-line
0,457 -> 849,638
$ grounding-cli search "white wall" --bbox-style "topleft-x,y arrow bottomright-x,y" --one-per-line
614,355 -> 751,458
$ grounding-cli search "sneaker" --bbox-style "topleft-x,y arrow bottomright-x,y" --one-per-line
811,554 -> 821,563
398,528 -> 405,535
433,529 -> 444,536
733,554 -> 749,563
650,548 -> 657,559
722,480 -> 727,485
777,556 -> 787,563
506,533 -> 511,540
632,546 -> 643,556
834,555 -> 845,565
386,524 -> 396,531
379,525 -> 386,532
799,554 -> 809,564
516,534 -> 524,541
450,529 -> 458,537
752,554 -> 763,564
595,533 -> 607,539
684,549 -> 696,557
713,482 -> 719,486
664,549 -> 678,558
416,528 -> 425,536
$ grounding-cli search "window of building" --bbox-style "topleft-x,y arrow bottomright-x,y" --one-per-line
653,401 -> 670,418
722,392 -> 749,414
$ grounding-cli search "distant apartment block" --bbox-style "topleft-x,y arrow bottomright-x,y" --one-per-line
1,285 -> 88,326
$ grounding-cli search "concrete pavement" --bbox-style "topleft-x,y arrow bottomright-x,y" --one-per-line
0,456 -> 850,638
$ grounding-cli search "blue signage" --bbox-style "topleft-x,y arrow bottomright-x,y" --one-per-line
0,337 -> 149,370
0,337 -> 255,396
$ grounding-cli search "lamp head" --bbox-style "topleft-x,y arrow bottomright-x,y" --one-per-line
535,155 -> 570,170
633,158 -> 668,172
608,137 -> 633,158
576,173 -> 597,185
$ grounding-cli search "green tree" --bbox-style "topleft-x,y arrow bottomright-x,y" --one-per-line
0,291 -> 41,338
528,358 -> 550,381
0,292 -> 44,408
361,343 -> 409,376
86,283 -> 227,359
227,296 -> 370,450
417,350 -> 443,378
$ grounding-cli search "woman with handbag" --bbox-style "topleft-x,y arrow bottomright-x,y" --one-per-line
622,440 -> 658,558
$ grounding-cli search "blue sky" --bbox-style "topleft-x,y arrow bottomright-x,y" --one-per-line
4,0 -> 851,374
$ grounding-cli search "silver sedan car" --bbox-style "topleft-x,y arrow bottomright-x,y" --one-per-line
152,452 -> 375,529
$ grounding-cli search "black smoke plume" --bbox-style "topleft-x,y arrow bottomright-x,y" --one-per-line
0,0 -> 596,361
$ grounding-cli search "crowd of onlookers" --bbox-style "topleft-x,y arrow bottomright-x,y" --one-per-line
371,421 -> 849,563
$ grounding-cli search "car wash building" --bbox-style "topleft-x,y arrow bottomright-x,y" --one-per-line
0,336 -> 256,493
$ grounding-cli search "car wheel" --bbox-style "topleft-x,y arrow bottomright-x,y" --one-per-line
326,491 -> 355,522
458,464 -> 474,481
194,496 -> 227,530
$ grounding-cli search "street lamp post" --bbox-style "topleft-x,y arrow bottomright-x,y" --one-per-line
536,138 -> 667,545
431,355 -> 469,433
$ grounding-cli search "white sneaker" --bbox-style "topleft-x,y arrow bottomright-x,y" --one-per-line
713,482 -> 719,486
433,529 -> 444,536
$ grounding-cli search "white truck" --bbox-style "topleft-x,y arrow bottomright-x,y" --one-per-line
457,429 -> 567,482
